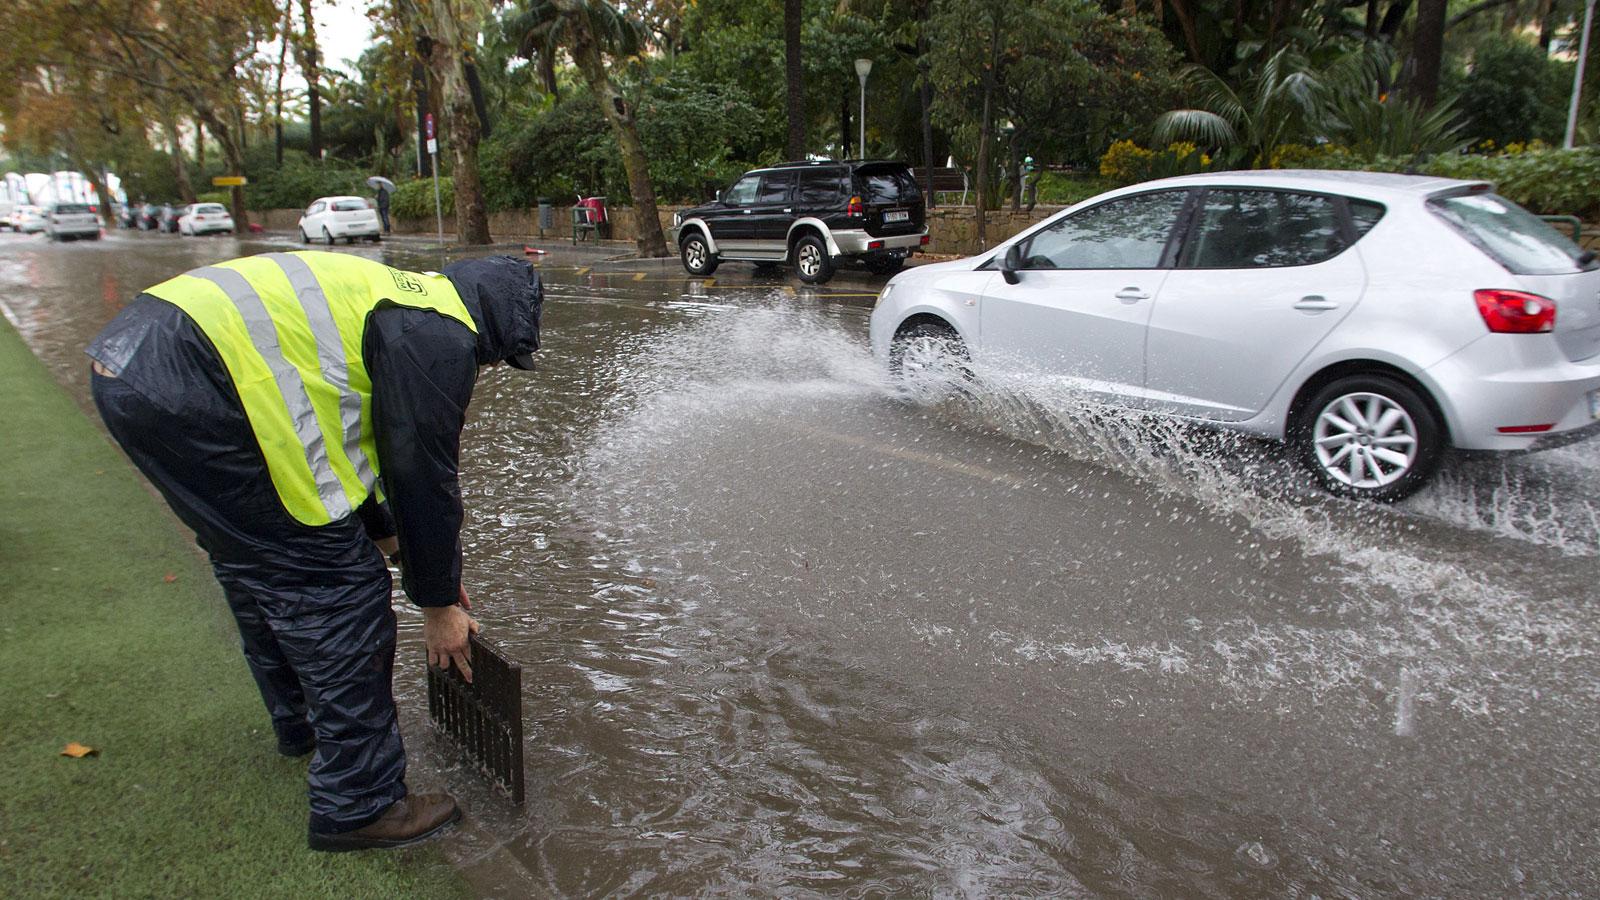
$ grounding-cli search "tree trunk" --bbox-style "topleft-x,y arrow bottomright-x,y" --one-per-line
784,0 -> 806,160
840,92 -> 851,158
425,3 -> 491,244
195,120 -> 206,172
565,6 -> 669,257
1410,0 -> 1447,108
1009,130 -> 1021,213
275,0 -> 290,166
1167,0 -> 1206,63
299,0 -> 322,160
413,55 -> 433,178
161,111 -> 196,203
975,22 -> 1000,247
197,106 -> 250,229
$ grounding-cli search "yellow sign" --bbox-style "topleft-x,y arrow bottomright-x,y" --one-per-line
212,176 -> 248,186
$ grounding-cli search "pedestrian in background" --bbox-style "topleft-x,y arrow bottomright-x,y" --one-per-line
375,182 -> 392,233
86,251 -> 542,851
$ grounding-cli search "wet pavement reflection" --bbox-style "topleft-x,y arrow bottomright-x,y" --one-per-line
6,230 -> 1600,896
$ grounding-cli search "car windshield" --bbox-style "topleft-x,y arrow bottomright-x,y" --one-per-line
54,204 -> 90,214
332,199 -> 368,211
196,204 -> 227,214
1429,190 -> 1593,276
856,166 -> 922,204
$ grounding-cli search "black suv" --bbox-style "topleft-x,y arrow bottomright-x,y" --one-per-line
672,159 -> 928,284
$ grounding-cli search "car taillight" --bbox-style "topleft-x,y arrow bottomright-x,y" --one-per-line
847,195 -> 864,217
1475,289 -> 1556,334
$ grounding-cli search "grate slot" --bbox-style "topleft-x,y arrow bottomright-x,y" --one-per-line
425,633 -> 525,804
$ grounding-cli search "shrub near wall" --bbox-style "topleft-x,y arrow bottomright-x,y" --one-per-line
390,178 -> 452,220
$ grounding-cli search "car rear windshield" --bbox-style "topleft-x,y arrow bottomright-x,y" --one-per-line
55,204 -> 90,214
1428,190 -> 1593,276
197,204 -> 227,214
855,166 -> 922,205
332,199 -> 369,211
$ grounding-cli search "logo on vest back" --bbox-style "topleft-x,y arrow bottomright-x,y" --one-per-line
388,268 -> 427,294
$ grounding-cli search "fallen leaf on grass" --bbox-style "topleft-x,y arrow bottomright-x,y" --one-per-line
162,573 -> 177,583
61,742 -> 98,758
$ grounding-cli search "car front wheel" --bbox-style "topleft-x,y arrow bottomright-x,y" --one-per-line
1295,374 -> 1443,502
299,228 -> 310,244
680,232 -> 718,276
889,320 -> 970,400
323,227 -> 335,246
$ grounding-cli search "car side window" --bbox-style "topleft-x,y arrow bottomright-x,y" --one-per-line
1019,191 -> 1188,270
1181,190 -> 1348,268
798,170 -> 844,204
756,172 -> 794,204
307,202 -> 325,215
723,176 -> 759,206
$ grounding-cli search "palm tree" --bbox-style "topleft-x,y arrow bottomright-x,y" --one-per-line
1152,47 -> 1325,165
505,0 -> 670,257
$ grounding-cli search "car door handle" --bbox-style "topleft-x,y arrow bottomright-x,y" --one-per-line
1115,288 -> 1150,303
1293,296 -> 1339,312
743,209 -> 753,215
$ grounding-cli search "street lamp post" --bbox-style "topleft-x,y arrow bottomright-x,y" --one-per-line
855,58 -> 873,159
1566,0 -> 1597,149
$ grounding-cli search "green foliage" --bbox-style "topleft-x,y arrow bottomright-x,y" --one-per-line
1032,171 -> 1120,206
195,191 -> 230,204
1458,37 -> 1571,147
242,150 -> 369,210
1311,146 -> 1600,218
1098,139 -> 1214,186
390,177 -> 453,220
1154,47 -> 1325,164
1323,92 -> 1467,161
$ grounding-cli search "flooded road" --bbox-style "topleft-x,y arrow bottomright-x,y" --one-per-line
6,230 -> 1600,896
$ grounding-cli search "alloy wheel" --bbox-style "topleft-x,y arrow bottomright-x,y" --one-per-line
797,244 -> 822,277
684,240 -> 705,270
1312,392 -> 1418,489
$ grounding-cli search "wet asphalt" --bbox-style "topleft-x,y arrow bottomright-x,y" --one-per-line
4,228 -> 1600,897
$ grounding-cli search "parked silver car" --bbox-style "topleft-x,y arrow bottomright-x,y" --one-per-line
45,203 -> 101,240
870,171 -> 1600,500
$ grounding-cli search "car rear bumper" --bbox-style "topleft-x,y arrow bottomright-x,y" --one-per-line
191,223 -> 234,234
830,229 -> 928,256
51,225 -> 101,236
1427,334 -> 1600,451
329,220 -> 380,237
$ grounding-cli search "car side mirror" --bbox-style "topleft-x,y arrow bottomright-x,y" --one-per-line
715,190 -> 722,202
1001,244 -> 1023,285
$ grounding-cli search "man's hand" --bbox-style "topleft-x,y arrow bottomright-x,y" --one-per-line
423,603 -> 480,683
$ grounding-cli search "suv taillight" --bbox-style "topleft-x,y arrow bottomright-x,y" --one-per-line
846,195 -> 864,217
1475,289 -> 1556,334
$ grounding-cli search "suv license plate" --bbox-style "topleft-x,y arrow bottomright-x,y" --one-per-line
884,210 -> 909,223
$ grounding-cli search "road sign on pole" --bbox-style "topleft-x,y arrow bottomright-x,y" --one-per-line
212,176 -> 248,187
424,113 -> 435,141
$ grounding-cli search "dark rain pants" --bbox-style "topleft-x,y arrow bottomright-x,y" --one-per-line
90,354 -> 408,836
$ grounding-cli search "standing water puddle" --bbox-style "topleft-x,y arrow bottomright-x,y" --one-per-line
5,233 -> 1599,896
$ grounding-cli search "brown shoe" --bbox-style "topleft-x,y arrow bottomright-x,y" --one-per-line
307,793 -> 461,852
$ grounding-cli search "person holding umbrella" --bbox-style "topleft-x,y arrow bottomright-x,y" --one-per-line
368,176 -> 395,234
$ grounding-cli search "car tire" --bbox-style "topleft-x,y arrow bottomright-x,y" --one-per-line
889,320 -> 970,399
866,256 -> 905,276
299,228 -> 310,244
1293,374 -> 1443,502
680,231 -> 718,276
793,234 -> 835,285
323,227 -> 336,246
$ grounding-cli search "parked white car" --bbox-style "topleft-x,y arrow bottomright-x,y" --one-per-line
871,170 -> 1600,501
178,203 -> 234,236
16,205 -> 47,234
45,203 -> 102,241
298,196 -> 381,244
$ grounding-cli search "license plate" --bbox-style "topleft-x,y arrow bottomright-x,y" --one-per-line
884,210 -> 909,223
1590,389 -> 1600,419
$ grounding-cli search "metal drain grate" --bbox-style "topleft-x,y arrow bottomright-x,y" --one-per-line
426,633 -> 526,804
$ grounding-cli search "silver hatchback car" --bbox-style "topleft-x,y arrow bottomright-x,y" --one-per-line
870,171 -> 1600,500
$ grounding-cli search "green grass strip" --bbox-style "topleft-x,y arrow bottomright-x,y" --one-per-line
0,321 -> 465,897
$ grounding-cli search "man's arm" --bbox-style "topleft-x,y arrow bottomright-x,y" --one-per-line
366,307 -> 481,678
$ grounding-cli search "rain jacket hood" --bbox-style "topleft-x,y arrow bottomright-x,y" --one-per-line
442,255 -> 543,368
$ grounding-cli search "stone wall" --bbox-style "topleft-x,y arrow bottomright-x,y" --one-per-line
252,203 -> 1068,257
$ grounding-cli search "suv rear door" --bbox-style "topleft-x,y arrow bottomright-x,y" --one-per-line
853,164 -> 925,237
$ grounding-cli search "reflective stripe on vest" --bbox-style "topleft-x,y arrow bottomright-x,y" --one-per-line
145,251 -> 476,526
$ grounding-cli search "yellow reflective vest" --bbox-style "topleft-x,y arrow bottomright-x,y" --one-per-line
145,251 -> 477,526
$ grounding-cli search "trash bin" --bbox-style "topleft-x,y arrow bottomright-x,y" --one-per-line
537,198 -> 553,236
